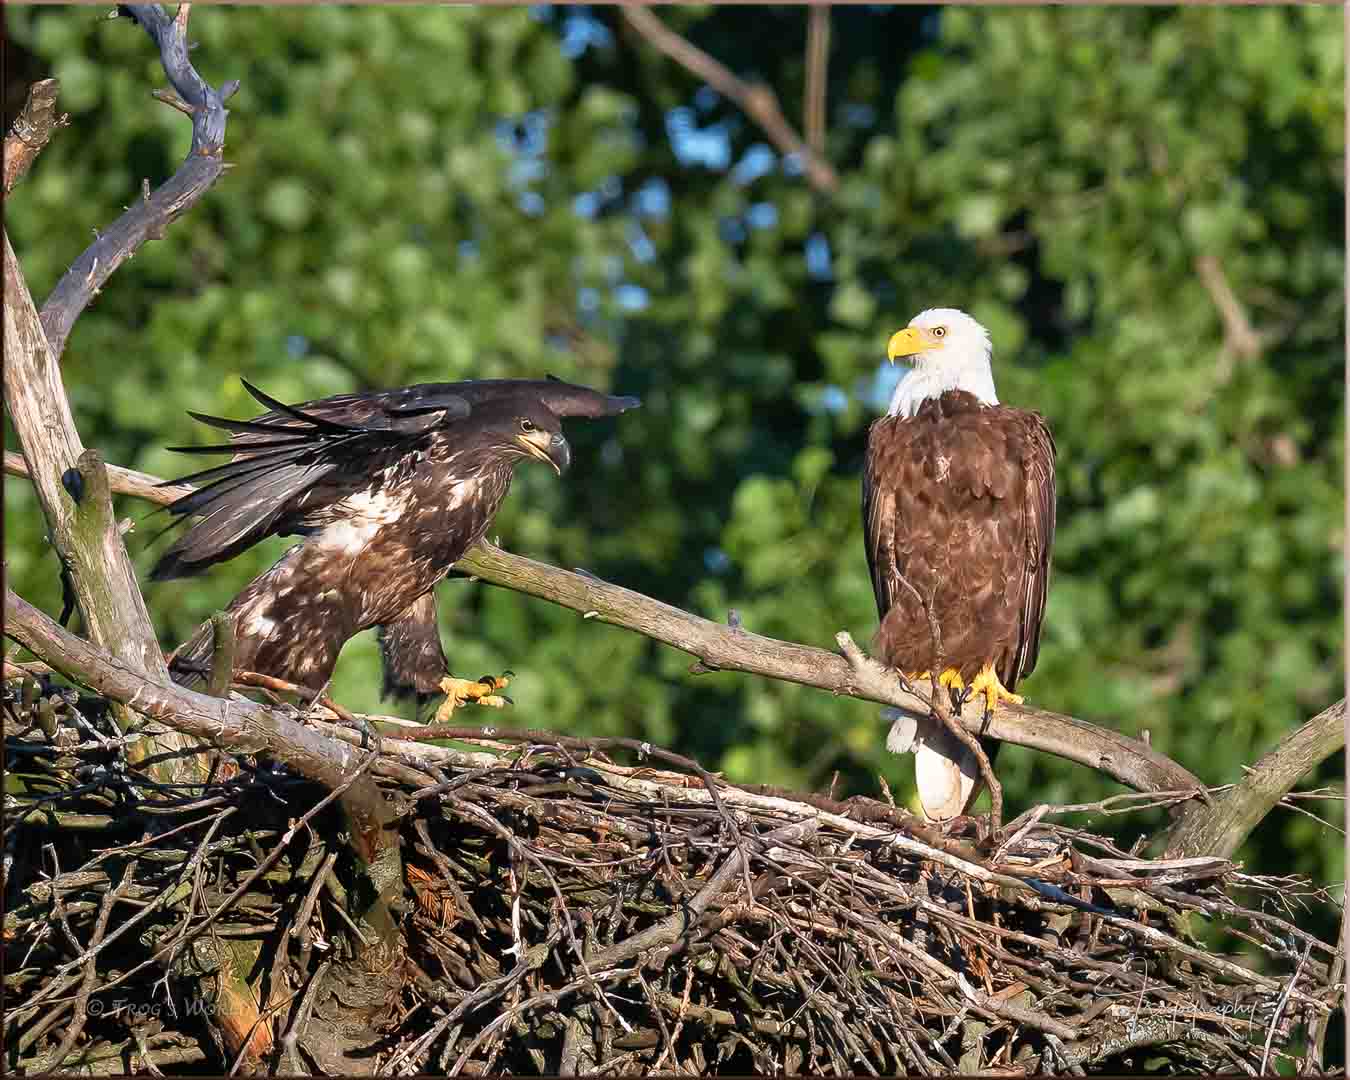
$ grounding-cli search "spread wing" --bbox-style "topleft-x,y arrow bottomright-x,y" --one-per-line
149,379 -> 473,581
1008,412 -> 1057,683
151,377 -> 640,581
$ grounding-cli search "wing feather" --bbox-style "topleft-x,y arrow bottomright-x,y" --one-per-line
1009,413 -> 1057,683
152,376 -> 642,581
862,418 -> 902,621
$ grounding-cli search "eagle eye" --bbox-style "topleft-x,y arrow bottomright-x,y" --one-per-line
519,418 -> 535,433
932,326 -> 947,338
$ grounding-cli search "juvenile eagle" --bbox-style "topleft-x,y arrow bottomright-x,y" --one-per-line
157,377 -> 639,713
862,309 -> 1056,821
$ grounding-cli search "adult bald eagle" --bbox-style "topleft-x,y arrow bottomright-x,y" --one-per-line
157,377 -> 638,714
862,309 -> 1056,821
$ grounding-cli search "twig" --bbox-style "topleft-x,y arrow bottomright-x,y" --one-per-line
4,79 -> 67,195
39,4 -> 238,361
804,5 -> 830,157
44,860 -> 137,1071
1259,940 -> 1313,1074
3,447 -> 1212,799
1195,254 -> 1265,368
620,6 -> 838,194
280,959 -> 331,1076
586,819 -> 817,971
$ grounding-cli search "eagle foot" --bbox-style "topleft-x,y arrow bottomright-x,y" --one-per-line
968,663 -> 1023,719
915,668 -> 970,715
434,672 -> 514,723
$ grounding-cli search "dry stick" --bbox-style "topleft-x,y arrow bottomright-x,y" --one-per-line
44,860 -> 138,1071
804,5 -> 830,157
39,4 -> 238,362
17,807 -> 238,1017
2,449 -> 1210,800
280,959 -> 331,1076
2,241 -> 200,782
620,6 -> 838,194
587,818 -> 818,972
1195,254 -> 1265,365
3,78 -> 67,195
1163,699 -> 1345,859
1259,940 -> 1313,1075
8,603 -> 408,999
904,570 -> 1003,826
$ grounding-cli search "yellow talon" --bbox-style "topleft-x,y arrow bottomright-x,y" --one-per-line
433,672 -> 513,723
967,663 -> 1023,715
937,668 -> 965,693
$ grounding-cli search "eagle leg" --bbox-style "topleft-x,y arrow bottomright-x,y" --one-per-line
433,672 -> 514,723
968,663 -> 1023,719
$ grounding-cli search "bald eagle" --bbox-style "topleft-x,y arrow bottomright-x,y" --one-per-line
862,309 -> 1056,821
157,377 -> 639,715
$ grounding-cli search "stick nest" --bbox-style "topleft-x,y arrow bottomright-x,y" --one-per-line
4,674 -> 1343,1075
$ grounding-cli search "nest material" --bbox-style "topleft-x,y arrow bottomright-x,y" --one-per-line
3,673 -> 1343,1075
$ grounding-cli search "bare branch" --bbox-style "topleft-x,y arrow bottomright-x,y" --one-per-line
5,586 -> 375,799
4,450 -> 191,505
39,4 -> 237,361
2,230 -> 206,784
1195,254 -> 1265,367
804,5 -> 830,157
1164,699 -> 1345,859
3,448 -> 1209,799
3,79 -> 68,195
620,6 -> 838,194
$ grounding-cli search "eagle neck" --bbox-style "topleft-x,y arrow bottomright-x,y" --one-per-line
886,364 -> 998,419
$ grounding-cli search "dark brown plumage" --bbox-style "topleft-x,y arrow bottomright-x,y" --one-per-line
863,390 -> 1056,687
159,377 -> 638,698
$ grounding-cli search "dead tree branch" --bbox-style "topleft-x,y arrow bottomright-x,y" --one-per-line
1195,254 -> 1266,367
7,585 -> 406,963
1164,698 -> 1345,859
3,79 -> 67,195
4,448 -> 1208,801
620,6 -> 838,194
2,231 -> 204,783
804,5 -> 830,157
39,4 -> 238,361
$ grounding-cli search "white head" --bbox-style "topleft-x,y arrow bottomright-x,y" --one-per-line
884,308 -> 998,418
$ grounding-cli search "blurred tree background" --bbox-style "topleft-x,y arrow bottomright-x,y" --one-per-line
4,6 -> 1343,899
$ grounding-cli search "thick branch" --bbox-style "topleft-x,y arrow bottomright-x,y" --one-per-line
4,587 -> 394,839
620,6 -> 838,194
1163,699 -> 1345,859
3,79 -> 67,195
457,542 -> 1204,796
1,230 -> 204,782
3,448 -> 1207,798
39,4 -> 237,361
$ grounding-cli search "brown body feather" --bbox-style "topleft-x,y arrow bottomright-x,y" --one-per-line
162,378 -> 638,695
862,390 -> 1056,691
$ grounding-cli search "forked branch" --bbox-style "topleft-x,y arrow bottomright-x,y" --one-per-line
39,4 -> 238,361
620,6 -> 838,194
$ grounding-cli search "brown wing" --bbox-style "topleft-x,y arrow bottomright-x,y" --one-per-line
862,416 -> 903,621
1005,411 -> 1056,685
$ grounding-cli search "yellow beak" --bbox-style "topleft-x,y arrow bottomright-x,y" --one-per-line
887,327 -> 936,362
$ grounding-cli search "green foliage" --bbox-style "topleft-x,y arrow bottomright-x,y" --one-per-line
4,7 -> 1341,894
